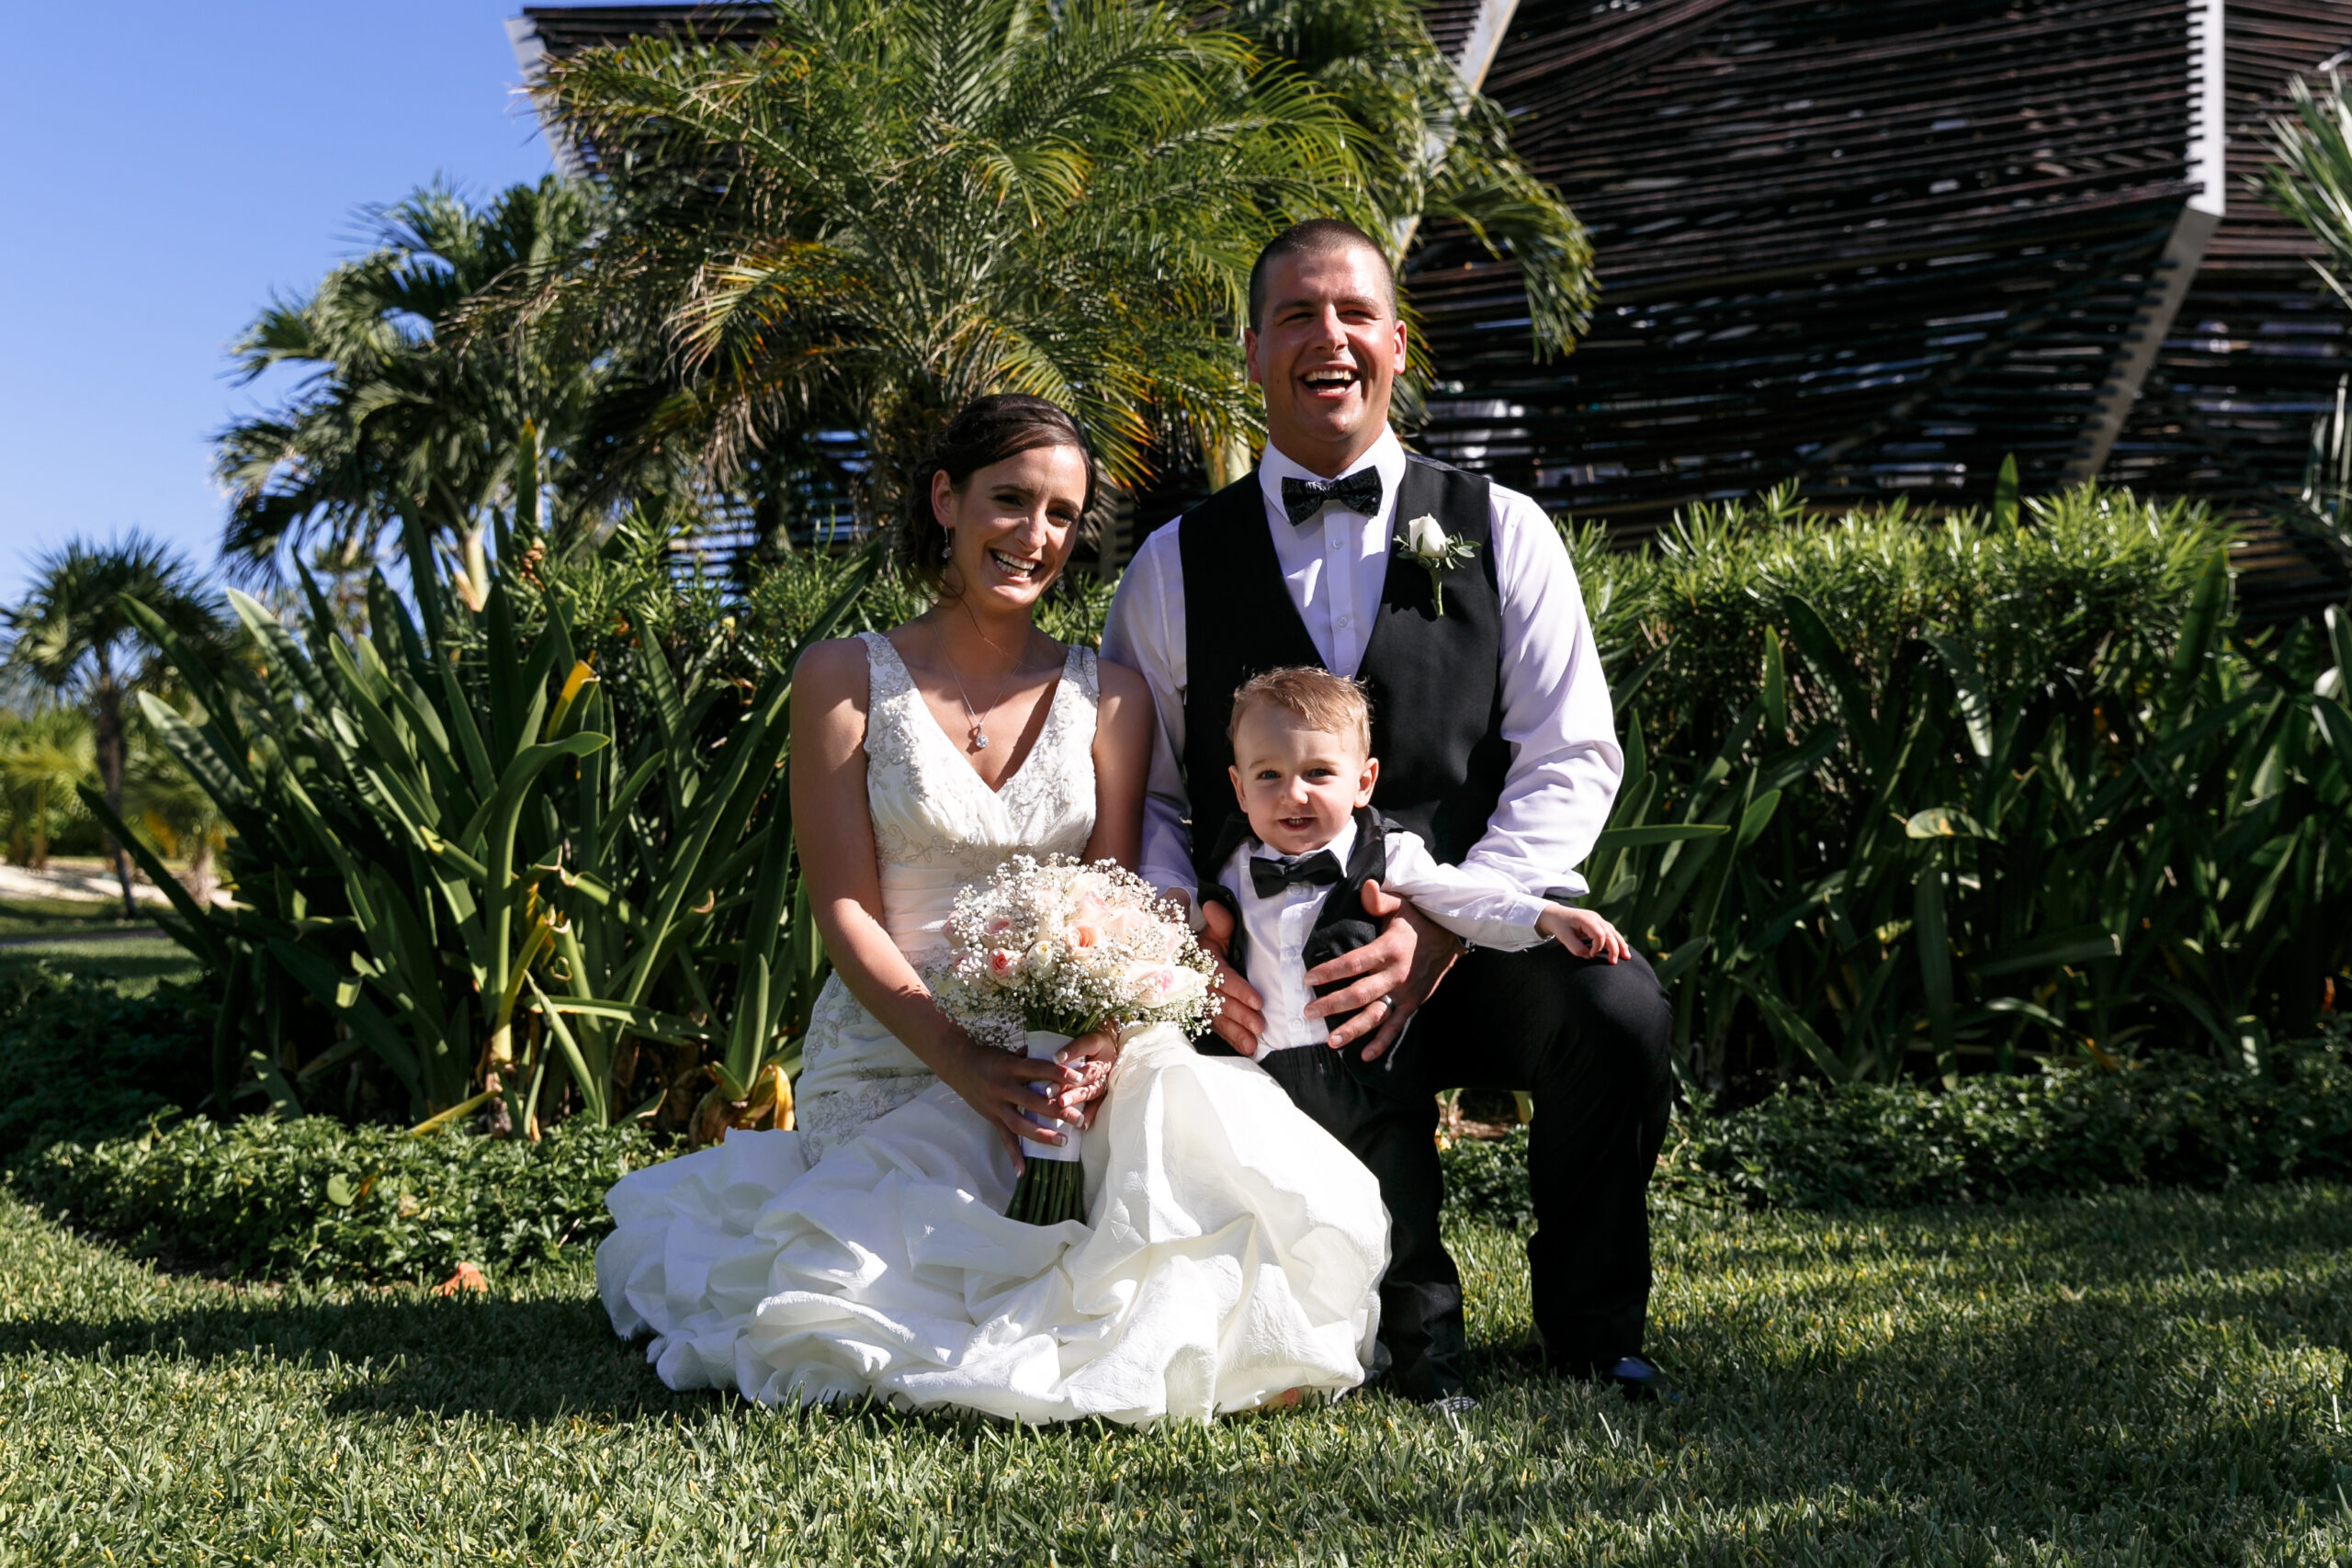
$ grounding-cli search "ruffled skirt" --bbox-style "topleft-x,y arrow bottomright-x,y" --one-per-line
595,1024 -> 1387,1424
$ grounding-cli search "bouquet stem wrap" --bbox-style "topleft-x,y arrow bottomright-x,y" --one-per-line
1006,1031 -> 1085,1225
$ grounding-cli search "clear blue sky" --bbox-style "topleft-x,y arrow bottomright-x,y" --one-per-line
0,2 -> 559,607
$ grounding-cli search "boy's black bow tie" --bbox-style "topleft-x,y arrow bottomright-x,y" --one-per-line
1280,470 -> 1383,525
1250,850 -> 1343,898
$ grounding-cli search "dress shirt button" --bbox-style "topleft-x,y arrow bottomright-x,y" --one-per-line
1337,616 -> 1350,628
1329,537 -> 1340,550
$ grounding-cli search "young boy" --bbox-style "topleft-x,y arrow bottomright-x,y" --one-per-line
1197,665 -> 1628,1062
1192,664 -> 1631,1404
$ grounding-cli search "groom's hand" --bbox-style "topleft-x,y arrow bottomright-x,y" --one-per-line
1306,880 -> 1461,1062
1198,899 -> 1269,1056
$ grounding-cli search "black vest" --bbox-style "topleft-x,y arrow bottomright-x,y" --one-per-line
1179,454 -> 1509,886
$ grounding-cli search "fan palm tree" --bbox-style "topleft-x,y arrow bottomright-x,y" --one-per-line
0,536 -> 222,916
526,0 -> 1373,522
213,177 -> 629,594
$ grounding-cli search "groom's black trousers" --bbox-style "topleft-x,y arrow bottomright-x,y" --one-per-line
1239,943 -> 1675,1400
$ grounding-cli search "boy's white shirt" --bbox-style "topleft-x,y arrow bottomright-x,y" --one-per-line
1223,818 -> 1551,1055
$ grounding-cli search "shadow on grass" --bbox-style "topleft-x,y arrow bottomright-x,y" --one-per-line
0,1281 -> 713,1424
6,1183 -> 2352,1562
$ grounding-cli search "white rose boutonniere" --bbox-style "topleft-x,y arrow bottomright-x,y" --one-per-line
1394,514 -> 1478,616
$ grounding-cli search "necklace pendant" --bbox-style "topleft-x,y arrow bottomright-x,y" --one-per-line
970,727 -> 989,750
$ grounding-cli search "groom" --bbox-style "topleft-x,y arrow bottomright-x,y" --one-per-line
1101,220 -> 1676,1405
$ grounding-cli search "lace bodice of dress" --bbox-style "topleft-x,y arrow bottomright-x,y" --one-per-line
791,632 -> 1099,1161
856,630 -> 1099,958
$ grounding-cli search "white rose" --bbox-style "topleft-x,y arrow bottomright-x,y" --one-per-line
1404,513 -> 1448,560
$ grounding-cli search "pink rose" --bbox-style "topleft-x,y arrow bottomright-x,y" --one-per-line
1125,962 -> 1205,1011
985,948 -> 1023,986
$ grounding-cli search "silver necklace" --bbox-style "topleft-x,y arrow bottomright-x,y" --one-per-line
937,621 -> 1024,752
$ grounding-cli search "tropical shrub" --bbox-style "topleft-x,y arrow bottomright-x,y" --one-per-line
1565,482 -> 2352,1087
16,1113 -> 660,1284
102,493 -> 879,1135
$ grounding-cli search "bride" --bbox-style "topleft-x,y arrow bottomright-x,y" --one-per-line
597,394 -> 1390,1423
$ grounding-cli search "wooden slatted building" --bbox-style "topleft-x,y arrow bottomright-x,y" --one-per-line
1408,0 -> 2350,616
512,1 -> 2352,612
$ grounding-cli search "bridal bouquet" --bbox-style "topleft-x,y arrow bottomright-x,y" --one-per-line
937,855 -> 1219,1224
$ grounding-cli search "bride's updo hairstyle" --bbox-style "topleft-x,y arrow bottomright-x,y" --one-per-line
899,393 -> 1101,599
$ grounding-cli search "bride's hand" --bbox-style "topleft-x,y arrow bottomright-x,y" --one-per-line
935,1029 -> 1082,1172
1055,1029 -> 1120,1130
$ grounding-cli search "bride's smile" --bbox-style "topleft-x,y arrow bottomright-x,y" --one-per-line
934,443 -> 1090,615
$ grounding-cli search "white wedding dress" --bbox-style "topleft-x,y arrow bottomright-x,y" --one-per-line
596,632 -> 1388,1424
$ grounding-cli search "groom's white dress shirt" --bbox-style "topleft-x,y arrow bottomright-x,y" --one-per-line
1100,428 -> 1623,905
1223,818 -> 1553,1055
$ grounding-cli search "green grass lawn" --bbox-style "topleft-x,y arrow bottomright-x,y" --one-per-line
5,1185 -> 2350,1564
0,892 -> 153,939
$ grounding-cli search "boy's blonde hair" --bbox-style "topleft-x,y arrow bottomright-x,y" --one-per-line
1227,666 -> 1373,757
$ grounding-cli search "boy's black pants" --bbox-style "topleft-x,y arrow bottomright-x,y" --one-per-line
1238,943 -> 1674,1400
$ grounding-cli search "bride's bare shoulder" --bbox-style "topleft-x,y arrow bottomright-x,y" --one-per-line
1092,651 -> 1149,707
791,637 -> 876,704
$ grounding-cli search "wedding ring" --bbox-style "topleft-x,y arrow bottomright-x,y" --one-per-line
1377,996 -> 1397,1016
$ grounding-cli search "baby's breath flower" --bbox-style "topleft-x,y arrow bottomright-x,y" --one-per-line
936,855 -> 1222,1042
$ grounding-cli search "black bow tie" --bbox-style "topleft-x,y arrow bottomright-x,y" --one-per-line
1280,470 -> 1384,526
1250,850 -> 1344,899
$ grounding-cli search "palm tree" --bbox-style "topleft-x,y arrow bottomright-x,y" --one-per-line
2266,73 -> 2352,562
0,706 -> 93,870
526,0 -> 1372,522
213,177 -> 634,596
1226,0 -> 1594,356
0,536 -> 221,917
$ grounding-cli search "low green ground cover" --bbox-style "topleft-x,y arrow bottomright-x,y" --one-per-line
20,992 -> 2352,1287
22,1116 -> 664,1284
5,1184 -> 2348,1564
0,933 -> 193,992
1447,1027 -> 2352,1226
0,967 -> 211,1165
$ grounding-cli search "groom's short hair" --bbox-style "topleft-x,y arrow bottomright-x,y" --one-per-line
1248,220 -> 1395,332
1227,666 -> 1374,758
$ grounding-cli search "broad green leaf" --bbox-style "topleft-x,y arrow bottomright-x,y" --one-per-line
1967,924 -> 2120,976
1915,857 -> 1957,1089
1924,633 -> 1994,761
